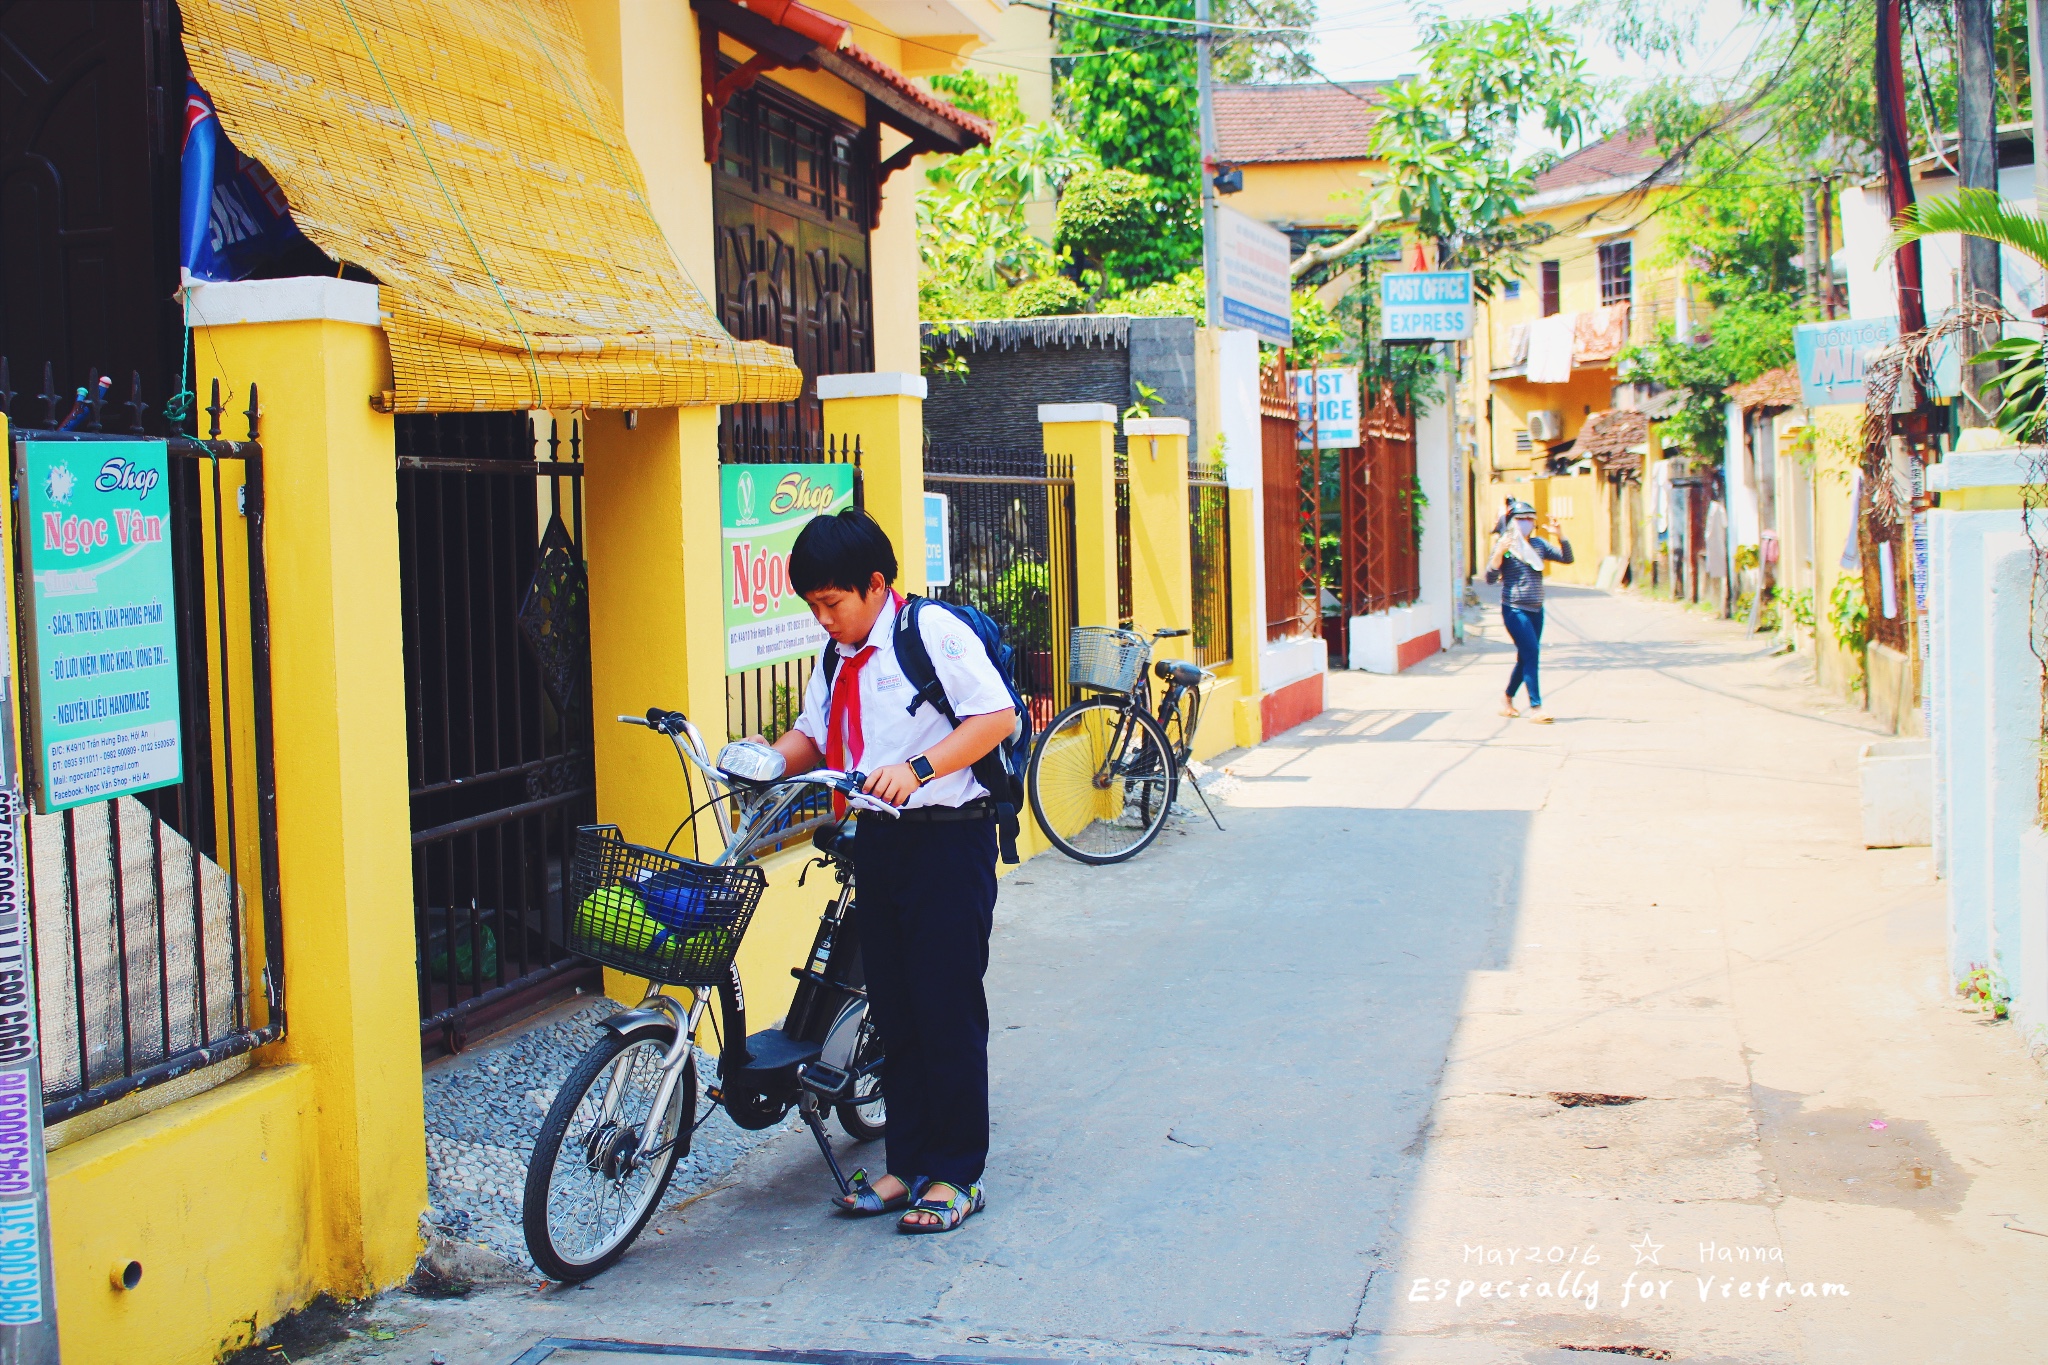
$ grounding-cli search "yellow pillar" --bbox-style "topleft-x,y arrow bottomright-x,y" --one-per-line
191,276 -> 426,1294
820,373 -> 926,593
581,406 -> 731,1004
1124,417 -> 1193,635
1226,485 -> 1263,746
1040,404 -> 1119,629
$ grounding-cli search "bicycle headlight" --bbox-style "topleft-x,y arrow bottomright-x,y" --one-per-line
716,740 -> 787,783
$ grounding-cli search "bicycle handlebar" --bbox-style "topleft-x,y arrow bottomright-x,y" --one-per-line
620,707 -> 900,820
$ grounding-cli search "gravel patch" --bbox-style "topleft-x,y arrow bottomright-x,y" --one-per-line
421,997 -> 798,1271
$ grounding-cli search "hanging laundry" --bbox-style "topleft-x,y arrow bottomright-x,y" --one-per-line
1527,313 -> 1577,383
1572,303 -> 1631,364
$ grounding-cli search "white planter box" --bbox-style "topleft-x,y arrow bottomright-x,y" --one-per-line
1860,739 -> 1932,848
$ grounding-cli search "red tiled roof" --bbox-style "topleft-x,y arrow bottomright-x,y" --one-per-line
1532,130 -> 1666,194
840,43 -> 992,143
1213,80 -> 1400,164
1724,366 -> 1803,409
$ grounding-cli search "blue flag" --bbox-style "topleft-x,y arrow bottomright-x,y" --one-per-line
179,80 -> 314,282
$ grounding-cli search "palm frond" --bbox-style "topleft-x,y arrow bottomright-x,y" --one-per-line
1887,188 -> 2048,272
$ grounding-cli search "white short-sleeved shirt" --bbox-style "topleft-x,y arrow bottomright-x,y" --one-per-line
793,595 -> 1016,809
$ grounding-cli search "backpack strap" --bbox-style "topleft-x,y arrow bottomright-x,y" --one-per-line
892,595 -> 959,724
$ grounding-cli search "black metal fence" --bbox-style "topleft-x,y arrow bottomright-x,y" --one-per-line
2,363 -> 284,1125
1188,455 -> 1234,667
924,446 -> 1078,730
397,413 -> 598,1050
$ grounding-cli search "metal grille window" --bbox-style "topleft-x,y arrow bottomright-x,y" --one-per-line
1540,260 -> 1562,317
923,447 -> 1079,730
1188,455 -> 1233,666
1598,240 -> 1633,306
4,364 -> 282,1125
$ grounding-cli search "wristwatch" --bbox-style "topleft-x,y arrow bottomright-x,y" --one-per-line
908,754 -> 937,786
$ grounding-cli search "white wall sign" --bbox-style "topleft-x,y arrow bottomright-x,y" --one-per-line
1381,270 -> 1474,342
1213,206 -> 1294,345
923,492 -> 950,588
1287,366 -> 1360,450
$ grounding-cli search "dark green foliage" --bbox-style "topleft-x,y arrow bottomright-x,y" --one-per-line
1054,167 -> 1156,267
1008,276 -> 1093,318
1055,0 -> 1202,289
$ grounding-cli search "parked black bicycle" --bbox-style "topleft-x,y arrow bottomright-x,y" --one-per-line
520,709 -> 894,1281
1026,625 -> 1224,865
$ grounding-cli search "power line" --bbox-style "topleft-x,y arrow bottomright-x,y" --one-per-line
1017,0 -> 1311,33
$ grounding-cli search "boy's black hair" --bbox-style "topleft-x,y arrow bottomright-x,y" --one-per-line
789,507 -> 897,597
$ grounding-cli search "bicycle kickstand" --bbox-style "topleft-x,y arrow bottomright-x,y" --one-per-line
1186,769 -> 1226,833
798,1092 -> 852,1195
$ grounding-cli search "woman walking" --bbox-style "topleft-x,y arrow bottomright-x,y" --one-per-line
1485,499 -> 1572,723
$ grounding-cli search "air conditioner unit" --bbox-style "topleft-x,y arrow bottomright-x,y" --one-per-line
1526,410 -> 1565,442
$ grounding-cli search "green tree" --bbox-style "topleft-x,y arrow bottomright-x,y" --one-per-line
917,72 -> 1098,318
1054,0 -> 1203,289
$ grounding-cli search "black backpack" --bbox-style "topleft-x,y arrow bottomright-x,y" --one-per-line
821,595 -> 1031,863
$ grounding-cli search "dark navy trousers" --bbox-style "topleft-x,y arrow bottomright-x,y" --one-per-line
851,814 -> 998,1189
1503,605 -> 1545,706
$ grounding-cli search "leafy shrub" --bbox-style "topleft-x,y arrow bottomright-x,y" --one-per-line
1008,276 -> 1091,318
1055,168 -> 1155,266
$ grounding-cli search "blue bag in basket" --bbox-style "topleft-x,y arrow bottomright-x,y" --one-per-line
636,867 -> 713,949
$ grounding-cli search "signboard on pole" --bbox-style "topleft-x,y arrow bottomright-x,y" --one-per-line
1214,205 -> 1293,345
0,416 -> 63,1359
20,438 -> 182,815
721,462 -> 857,671
1287,367 -> 1361,450
1381,271 -> 1474,342
1793,315 -> 1961,408
923,492 -> 951,588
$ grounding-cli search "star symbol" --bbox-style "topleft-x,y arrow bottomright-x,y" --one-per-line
1631,1232 -> 1663,1266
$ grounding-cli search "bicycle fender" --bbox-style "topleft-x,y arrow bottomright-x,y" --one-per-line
597,1007 -> 676,1040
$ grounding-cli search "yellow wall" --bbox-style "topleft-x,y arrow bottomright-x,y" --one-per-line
1232,159 -> 1383,231
50,1068 -> 320,1364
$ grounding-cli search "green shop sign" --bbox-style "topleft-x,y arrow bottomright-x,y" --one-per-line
19,439 -> 183,814
721,462 -> 856,671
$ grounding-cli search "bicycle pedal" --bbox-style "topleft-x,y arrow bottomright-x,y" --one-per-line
799,1061 -> 849,1097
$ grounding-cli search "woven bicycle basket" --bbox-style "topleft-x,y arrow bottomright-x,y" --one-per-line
1069,626 -> 1150,693
567,826 -> 766,986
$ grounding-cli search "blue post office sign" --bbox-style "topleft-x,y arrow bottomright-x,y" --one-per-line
1381,270 -> 1474,342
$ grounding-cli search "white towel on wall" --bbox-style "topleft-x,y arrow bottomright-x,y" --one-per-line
1526,313 -> 1577,384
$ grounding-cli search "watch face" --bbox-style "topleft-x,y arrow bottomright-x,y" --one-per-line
912,755 -> 935,782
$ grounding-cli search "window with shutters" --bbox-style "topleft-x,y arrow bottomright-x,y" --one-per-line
1598,240 -> 1634,306
1540,260 -> 1561,317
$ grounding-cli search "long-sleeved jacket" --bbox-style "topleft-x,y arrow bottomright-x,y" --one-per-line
1485,537 -> 1573,611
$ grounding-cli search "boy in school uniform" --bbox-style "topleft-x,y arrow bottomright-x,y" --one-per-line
762,508 -> 1015,1233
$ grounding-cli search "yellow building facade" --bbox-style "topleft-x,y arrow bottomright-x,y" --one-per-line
1470,133 -> 1685,585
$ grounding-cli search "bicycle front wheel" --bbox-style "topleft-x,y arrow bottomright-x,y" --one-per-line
1028,697 -> 1177,864
522,1027 -> 691,1282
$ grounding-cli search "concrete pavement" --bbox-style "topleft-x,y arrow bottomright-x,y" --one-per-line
316,586 -> 2048,1365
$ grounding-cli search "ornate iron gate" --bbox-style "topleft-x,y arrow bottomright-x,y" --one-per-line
1339,386 -> 1421,617
1188,453 -> 1233,666
397,412 -> 596,1052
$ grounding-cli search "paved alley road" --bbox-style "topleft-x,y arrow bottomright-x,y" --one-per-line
348,588 -> 2048,1365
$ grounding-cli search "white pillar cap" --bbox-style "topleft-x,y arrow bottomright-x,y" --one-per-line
1124,417 -> 1190,437
817,372 -> 927,400
1038,402 -> 1118,424
181,276 -> 382,327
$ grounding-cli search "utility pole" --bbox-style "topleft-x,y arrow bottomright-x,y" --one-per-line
1876,0 -> 1926,334
1957,0 -> 2000,426
1801,182 -> 1822,312
1196,0 -> 1221,330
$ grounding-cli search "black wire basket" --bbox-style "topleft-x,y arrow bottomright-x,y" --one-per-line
566,825 -> 766,986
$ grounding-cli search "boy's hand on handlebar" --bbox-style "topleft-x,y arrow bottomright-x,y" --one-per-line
863,762 -> 921,807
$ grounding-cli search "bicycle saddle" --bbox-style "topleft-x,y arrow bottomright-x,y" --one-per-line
813,819 -> 856,862
1154,658 -> 1206,687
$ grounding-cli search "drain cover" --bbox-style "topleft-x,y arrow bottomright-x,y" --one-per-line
505,1342 -> 1067,1365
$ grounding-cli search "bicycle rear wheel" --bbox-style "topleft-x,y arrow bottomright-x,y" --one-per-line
1028,697 -> 1177,864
